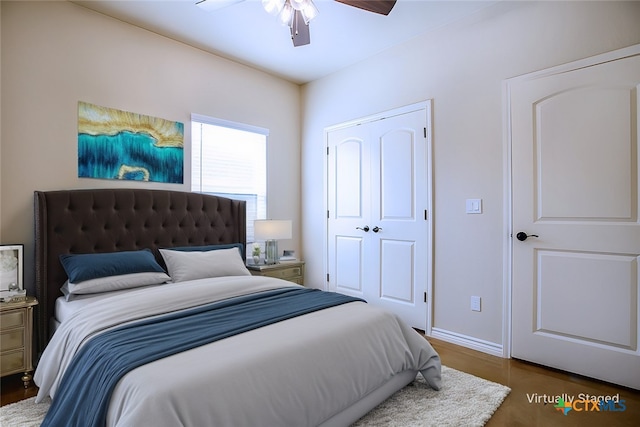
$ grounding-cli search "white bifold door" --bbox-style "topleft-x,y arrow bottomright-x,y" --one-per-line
509,46 -> 640,389
326,103 -> 432,330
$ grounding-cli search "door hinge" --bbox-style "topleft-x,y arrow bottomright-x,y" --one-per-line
423,127 -> 427,138
326,273 -> 330,282
327,210 -> 330,219
424,292 -> 428,303
424,209 -> 428,220
326,146 -> 329,155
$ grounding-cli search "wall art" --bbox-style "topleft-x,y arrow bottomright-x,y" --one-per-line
0,244 -> 23,292
78,101 -> 184,183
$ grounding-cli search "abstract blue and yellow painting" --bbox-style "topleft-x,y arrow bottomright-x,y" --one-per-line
78,102 -> 184,183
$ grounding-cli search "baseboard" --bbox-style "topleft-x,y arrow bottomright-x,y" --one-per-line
430,328 -> 504,358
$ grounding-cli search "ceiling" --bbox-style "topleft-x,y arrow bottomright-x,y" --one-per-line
72,0 -> 501,84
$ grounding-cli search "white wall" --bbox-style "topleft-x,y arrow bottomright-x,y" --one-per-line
301,1 -> 640,349
0,1 -> 301,294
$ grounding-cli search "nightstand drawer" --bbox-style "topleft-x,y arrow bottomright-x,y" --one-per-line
247,261 -> 305,285
289,277 -> 304,285
0,311 -> 25,329
1,350 -> 26,374
1,329 -> 25,352
267,266 -> 301,279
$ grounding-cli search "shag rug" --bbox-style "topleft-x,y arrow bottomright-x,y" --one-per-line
1,366 -> 509,426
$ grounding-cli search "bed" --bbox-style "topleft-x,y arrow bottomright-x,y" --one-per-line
32,188 -> 441,427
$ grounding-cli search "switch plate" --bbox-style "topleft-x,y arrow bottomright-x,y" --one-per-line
471,296 -> 481,312
466,199 -> 482,214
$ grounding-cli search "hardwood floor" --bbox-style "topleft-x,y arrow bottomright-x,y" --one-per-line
0,373 -> 37,407
426,336 -> 640,427
2,337 -> 639,426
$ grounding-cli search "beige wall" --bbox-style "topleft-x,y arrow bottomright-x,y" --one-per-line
0,1 -> 301,294
0,3 -> 3,242
300,1 -> 640,349
3,0 -> 639,354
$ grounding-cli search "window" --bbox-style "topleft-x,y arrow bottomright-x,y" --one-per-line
191,114 -> 267,243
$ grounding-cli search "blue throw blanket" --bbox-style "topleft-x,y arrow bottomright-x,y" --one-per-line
41,287 -> 364,427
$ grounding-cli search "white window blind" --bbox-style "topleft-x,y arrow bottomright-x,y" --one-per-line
191,114 -> 268,243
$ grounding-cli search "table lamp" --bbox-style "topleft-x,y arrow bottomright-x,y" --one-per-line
254,219 -> 292,264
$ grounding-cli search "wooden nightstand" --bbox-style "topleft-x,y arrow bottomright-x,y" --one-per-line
1,296 -> 38,387
247,261 -> 305,285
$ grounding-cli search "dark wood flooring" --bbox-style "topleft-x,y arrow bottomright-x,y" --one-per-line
2,336 -> 639,426
425,336 -> 640,426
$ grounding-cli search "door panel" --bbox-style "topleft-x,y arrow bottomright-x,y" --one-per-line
536,250 -> 636,349
380,129 -> 415,220
336,139 -> 364,218
535,86 -> 635,221
510,48 -> 640,389
335,236 -> 364,293
380,239 -> 415,303
327,125 -> 370,298
370,111 -> 427,327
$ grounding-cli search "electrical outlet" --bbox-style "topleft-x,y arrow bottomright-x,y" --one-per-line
471,296 -> 481,312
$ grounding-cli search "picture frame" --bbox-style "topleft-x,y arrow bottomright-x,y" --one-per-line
0,244 -> 24,291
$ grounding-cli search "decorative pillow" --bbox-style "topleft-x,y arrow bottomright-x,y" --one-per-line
61,272 -> 171,301
160,247 -> 251,283
59,249 -> 165,283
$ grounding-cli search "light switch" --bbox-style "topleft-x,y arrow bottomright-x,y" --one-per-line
466,198 -> 482,214
471,296 -> 481,312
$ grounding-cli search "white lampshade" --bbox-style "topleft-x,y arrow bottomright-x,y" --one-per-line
254,220 -> 292,240
254,220 -> 292,264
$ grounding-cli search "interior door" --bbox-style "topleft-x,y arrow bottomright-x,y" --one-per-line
510,47 -> 640,389
327,105 -> 431,329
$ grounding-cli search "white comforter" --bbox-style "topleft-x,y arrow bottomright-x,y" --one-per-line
35,276 -> 441,426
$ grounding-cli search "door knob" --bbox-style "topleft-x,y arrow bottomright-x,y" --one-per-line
516,232 -> 538,241
372,226 -> 382,233
356,226 -> 370,232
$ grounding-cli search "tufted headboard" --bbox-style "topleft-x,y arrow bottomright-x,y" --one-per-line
34,188 -> 246,354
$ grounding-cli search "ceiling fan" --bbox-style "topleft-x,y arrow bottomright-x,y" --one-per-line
196,0 -> 397,47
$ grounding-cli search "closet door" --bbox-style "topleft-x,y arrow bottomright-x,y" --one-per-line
327,104 -> 432,330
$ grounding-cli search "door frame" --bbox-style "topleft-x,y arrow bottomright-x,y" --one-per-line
323,100 -> 434,334
504,44 -> 640,359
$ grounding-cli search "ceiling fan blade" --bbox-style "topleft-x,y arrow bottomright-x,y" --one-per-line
335,0 -> 396,15
291,10 -> 310,47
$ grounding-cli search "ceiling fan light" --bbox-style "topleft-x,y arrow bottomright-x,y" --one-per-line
289,0 -> 305,11
278,1 -> 294,26
262,0 -> 285,16
300,1 -> 319,23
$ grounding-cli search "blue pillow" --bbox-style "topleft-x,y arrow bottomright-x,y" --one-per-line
168,243 -> 244,255
60,249 -> 165,283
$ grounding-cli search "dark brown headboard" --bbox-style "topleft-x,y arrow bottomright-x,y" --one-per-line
34,188 -> 246,354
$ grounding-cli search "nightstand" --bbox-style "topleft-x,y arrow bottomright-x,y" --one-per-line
1,296 -> 38,387
247,261 -> 305,285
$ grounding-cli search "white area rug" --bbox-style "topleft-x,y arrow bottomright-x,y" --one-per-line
1,366 -> 509,426
354,366 -> 510,426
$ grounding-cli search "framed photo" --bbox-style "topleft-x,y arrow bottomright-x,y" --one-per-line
0,244 -> 23,291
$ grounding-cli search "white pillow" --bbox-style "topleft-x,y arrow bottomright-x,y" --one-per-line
160,247 -> 251,283
61,271 -> 171,301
